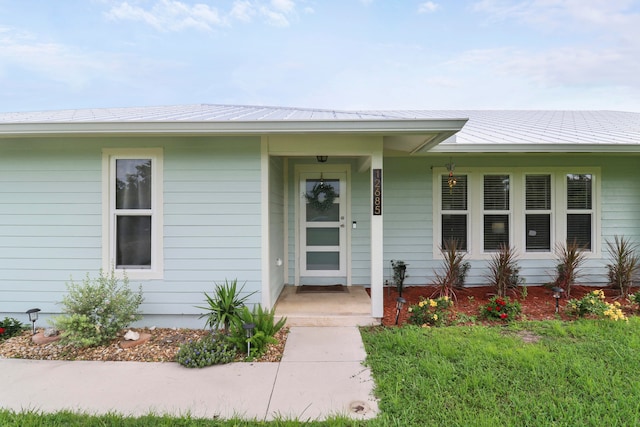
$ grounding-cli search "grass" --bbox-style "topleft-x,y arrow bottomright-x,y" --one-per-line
361,318 -> 640,426
3,319 -> 640,426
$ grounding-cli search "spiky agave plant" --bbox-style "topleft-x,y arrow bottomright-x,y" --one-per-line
606,235 -> 640,298
553,240 -> 587,298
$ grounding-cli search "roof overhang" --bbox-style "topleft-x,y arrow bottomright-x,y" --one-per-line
0,118 -> 469,153
429,143 -> 640,153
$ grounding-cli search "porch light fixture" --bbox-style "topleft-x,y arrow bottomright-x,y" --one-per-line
551,287 -> 564,314
242,322 -> 256,356
395,297 -> 406,326
316,155 -> 328,163
445,159 -> 457,192
26,308 -> 41,335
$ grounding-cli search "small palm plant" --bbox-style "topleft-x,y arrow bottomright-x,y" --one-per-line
486,244 -> 524,298
606,235 -> 640,298
197,279 -> 256,332
431,239 -> 470,300
552,240 -> 586,298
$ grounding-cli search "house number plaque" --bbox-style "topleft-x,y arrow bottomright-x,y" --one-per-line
373,168 -> 382,215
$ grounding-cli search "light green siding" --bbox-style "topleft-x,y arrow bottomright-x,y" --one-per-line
0,136 -> 263,328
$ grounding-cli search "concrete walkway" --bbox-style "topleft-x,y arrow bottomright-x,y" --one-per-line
0,326 -> 379,422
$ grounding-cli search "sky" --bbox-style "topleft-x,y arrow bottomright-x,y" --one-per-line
1,0 -> 639,113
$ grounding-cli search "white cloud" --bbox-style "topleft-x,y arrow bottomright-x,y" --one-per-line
230,1 -> 256,22
418,2 -> 439,14
106,0 -> 225,32
106,0 -> 300,30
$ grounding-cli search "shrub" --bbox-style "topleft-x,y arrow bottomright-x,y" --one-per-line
551,240 -> 587,297
630,290 -> 640,308
407,296 -> 453,327
480,296 -> 521,322
390,260 -> 408,296
567,289 -> 627,321
53,270 -> 143,347
227,304 -> 287,359
606,235 -> 640,298
0,317 -> 23,340
486,244 -> 524,298
431,239 -> 470,300
176,333 -> 236,368
197,279 -> 255,331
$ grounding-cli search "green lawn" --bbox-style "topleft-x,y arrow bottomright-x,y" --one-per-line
3,318 -> 640,426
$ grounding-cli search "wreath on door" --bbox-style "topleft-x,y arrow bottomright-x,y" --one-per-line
305,182 -> 338,212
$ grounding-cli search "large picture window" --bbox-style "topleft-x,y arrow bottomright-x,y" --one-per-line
103,149 -> 163,279
435,168 -> 598,259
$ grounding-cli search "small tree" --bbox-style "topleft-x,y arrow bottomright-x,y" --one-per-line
486,244 -> 524,298
606,235 -> 640,298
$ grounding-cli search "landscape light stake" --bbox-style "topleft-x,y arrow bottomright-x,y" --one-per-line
551,287 -> 565,314
242,323 -> 255,356
26,308 -> 41,335
395,297 -> 406,326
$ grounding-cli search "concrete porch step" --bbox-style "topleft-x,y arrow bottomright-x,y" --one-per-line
274,285 -> 380,327
278,314 -> 379,327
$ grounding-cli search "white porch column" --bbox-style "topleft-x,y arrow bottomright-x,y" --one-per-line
370,148 -> 384,319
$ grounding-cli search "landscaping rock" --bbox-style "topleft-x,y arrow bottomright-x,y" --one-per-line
123,330 -> 140,341
119,332 -> 151,349
32,330 -> 61,345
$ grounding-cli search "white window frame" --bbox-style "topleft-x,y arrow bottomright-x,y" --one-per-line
481,173 -> 512,253
433,167 -> 600,260
102,148 -> 164,279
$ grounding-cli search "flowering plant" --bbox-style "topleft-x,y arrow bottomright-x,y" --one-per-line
408,296 -> 453,327
480,296 -> 521,321
567,289 -> 627,321
0,317 -> 23,341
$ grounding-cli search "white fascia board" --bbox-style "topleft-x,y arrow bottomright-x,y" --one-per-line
429,143 -> 640,153
0,118 -> 468,137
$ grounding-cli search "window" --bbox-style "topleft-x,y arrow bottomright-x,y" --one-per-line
483,175 -> 510,251
566,174 -> 593,250
434,168 -> 598,259
441,175 -> 468,251
525,175 -> 551,252
102,149 -> 163,279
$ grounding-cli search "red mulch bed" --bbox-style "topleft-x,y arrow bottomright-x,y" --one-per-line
374,285 -> 636,326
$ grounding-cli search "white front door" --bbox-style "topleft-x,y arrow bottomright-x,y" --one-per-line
299,171 -> 347,279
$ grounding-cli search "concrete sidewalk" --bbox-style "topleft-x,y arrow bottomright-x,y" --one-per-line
0,326 -> 379,422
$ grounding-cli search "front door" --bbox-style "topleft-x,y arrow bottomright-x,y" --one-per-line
299,171 -> 347,281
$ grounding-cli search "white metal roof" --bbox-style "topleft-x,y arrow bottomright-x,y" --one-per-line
1,104 -> 639,151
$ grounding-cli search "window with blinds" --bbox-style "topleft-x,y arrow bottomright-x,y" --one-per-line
525,174 -> 551,252
441,175 -> 468,251
483,175 -> 510,251
567,174 -> 592,249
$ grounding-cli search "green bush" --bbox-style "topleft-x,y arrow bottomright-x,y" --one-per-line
407,296 -> 453,327
0,317 -> 23,340
176,334 -> 236,368
197,279 -> 255,331
480,295 -> 521,321
227,304 -> 286,359
53,270 -> 143,347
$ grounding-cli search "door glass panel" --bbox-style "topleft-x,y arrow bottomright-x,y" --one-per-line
306,251 -> 340,270
305,179 -> 340,222
306,228 -> 340,246
306,204 -> 339,222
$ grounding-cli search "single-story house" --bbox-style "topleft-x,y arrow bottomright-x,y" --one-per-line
1,105 -> 639,327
